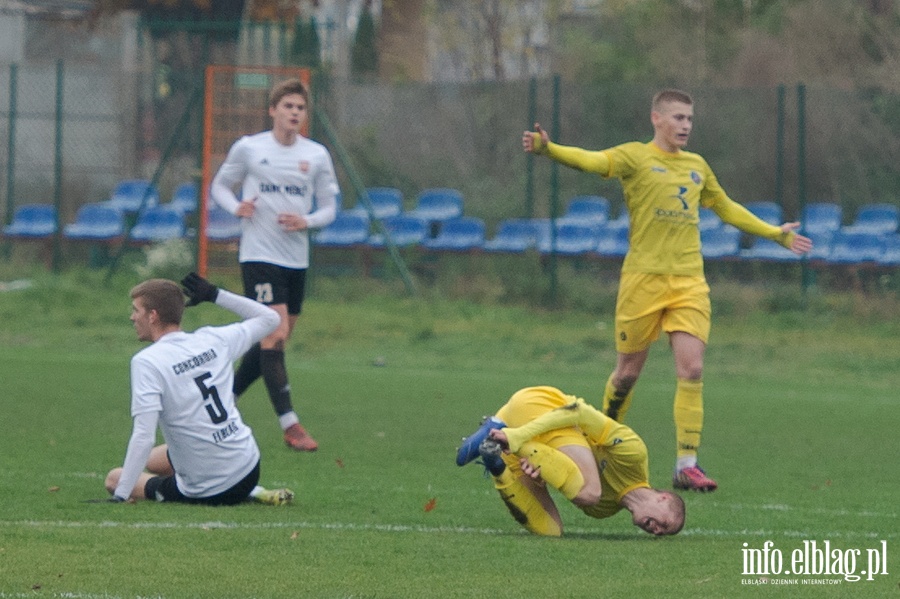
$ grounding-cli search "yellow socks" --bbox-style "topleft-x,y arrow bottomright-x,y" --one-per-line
674,377 -> 703,460
492,469 -> 562,536
518,441 -> 585,501
602,373 -> 634,422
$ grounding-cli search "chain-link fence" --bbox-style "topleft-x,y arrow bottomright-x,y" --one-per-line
2,15 -> 899,285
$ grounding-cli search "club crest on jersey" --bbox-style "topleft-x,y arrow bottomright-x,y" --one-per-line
299,161 -> 310,173
690,170 -> 702,185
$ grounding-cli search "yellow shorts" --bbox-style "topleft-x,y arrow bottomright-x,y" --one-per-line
495,386 -> 590,452
615,272 -> 711,353
580,434 -> 649,519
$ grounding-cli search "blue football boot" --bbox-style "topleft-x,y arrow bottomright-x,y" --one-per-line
456,416 -> 506,466
478,438 -> 507,476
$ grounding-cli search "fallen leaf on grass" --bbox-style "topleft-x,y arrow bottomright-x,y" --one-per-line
424,498 -> 437,512
48,486 -> 60,492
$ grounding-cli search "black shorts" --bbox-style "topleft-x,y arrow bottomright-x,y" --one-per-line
240,262 -> 307,315
144,461 -> 260,506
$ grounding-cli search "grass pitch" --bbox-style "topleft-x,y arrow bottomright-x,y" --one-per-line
0,268 -> 897,598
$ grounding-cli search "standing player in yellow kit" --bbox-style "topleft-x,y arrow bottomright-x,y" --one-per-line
523,89 -> 812,491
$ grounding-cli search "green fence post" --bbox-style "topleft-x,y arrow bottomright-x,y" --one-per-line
52,59 -> 64,272
5,63 -> 16,229
105,82 -> 204,282
1,64 -> 15,261
313,107 -> 416,296
548,74 -> 561,303
797,82 -> 813,293
775,84 -> 785,211
525,76 -> 536,219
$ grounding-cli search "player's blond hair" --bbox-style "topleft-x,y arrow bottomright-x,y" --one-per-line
131,279 -> 184,326
269,78 -> 308,108
652,89 -> 693,111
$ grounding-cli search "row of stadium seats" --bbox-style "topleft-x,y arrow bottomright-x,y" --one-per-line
4,182 -> 899,266
104,179 -> 199,216
1,179 -> 199,244
2,201 -> 191,244
203,186 -> 468,244
313,212 -> 900,267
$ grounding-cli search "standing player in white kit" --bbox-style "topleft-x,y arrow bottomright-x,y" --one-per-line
211,78 -> 339,452
104,273 -> 293,505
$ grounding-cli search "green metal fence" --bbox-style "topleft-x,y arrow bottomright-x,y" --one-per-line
2,20 -> 899,285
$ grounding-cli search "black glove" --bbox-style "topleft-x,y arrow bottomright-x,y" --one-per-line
181,272 -> 219,306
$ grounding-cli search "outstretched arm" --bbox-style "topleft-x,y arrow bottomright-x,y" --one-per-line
522,122 -> 610,175
710,199 -> 812,254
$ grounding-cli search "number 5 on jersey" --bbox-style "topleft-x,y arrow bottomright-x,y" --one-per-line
194,372 -> 227,424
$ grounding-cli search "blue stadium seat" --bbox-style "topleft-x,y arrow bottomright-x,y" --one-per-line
876,234 -> 900,266
538,222 -> 600,255
169,182 -> 198,215
107,179 -> 160,213
701,226 -> 741,259
841,204 -> 899,235
206,206 -> 242,242
422,217 -> 485,251
801,202 -> 842,235
559,195 -> 610,227
594,226 -> 629,258
407,188 -> 464,223
827,232 -> 885,264
745,201 -> 782,225
482,219 -> 539,253
314,212 -> 370,247
346,187 -> 403,219
63,203 -> 124,241
698,207 -> 722,231
3,204 -> 57,238
368,215 -> 428,247
130,206 -> 185,243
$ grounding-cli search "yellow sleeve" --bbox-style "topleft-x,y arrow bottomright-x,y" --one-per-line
534,138 -> 611,176
710,198 -> 796,249
503,399 -> 606,453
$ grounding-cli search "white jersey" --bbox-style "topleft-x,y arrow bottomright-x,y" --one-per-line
211,131 -> 339,269
120,292 -> 278,498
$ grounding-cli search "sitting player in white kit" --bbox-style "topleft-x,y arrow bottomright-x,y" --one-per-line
104,273 -> 293,506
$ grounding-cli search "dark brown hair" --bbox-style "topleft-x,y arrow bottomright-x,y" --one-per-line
130,279 -> 184,325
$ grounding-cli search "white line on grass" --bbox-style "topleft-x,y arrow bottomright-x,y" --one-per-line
706,501 -> 898,519
0,594 -> 161,599
2,519 -> 896,540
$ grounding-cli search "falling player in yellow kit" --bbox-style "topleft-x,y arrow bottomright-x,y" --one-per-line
522,90 -> 813,491
456,386 -> 685,536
